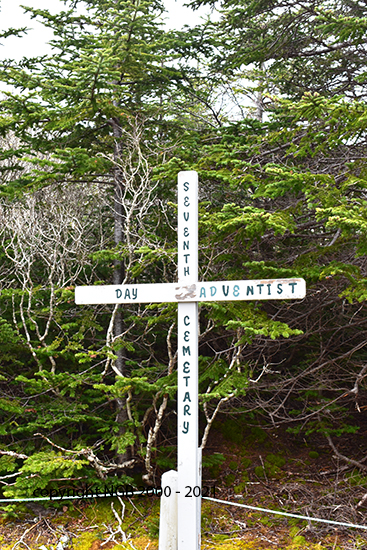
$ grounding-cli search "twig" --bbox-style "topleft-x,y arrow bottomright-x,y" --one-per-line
0,450 -> 28,460
325,433 -> 367,472
11,520 -> 43,550
101,496 -> 128,545
357,493 -> 367,509
34,433 -> 136,479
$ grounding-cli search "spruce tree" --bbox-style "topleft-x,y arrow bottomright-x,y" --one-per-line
0,0 -> 193,489
191,0 -> 367,98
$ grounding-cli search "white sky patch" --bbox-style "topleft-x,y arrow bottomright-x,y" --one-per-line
0,0 -> 212,60
0,1 -> 254,120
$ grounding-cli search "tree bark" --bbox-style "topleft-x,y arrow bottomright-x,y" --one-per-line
111,115 -> 131,464
112,115 -> 125,375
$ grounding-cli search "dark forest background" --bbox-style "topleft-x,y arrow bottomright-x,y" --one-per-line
0,0 -> 366,511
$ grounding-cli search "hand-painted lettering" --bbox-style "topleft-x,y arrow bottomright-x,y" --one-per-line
184,404 -> 191,416
267,284 -> 271,296
247,285 -> 254,296
183,240 -> 189,250
289,282 -> 297,293
277,283 -> 283,294
183,212 -> 189,221
222,285 -> 229,297
233,284 -> 240,297
184,267 -> 190,276
183,392 -> 191,402
183,361 -> 190,373
124,289 -> 131,299
210,286 -> 217,297
183,346 -> 191,356
257,284 -> 264,294
184,254 -> 190,263
184,330 -> 190,342
182,421 -> 189,434
184,196 -> 190,207
184,376 -> 190,386
184,315 -> 190,326
184,227 -> 189,237
132,288 -> 137,300
199,287 -> 206,298
183,181 -> 189,192
116,289 -> 122,299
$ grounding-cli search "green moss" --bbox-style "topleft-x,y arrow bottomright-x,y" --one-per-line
209,465 -> 221,478
247,427 -> 267,444
126,536 -> 158,550
211,542 -> 257,549
225,473 -> 236,486
254,457 -> 286,479
254,465 -> 265,478
212,533 -> 231,541
266,453 -> 286,468
147,516 -> 160,538
346,471 -> 367,487
355,535 -> 367,550
234,481 -> 247,494
229,460 -> 238,470
290,525 -> 303,537
221,419 -> 244,444
241,472 -> 249,482
292,535 -> 307,546
0,535 -> 13,550
82,499 -> 116,524
308,451 -> 319,459
73,531 -> 99,549
264,462 -> 282,478
241,457 -> 252,469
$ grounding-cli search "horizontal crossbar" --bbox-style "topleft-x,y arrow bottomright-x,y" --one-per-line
75,278 -> 306,304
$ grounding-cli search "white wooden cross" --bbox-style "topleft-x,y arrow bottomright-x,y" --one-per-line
75,171 -> 306,549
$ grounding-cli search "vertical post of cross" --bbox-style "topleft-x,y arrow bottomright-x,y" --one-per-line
177,171 -> 201,549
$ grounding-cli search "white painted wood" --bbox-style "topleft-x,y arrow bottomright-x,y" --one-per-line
75,278 -> 306,304
177,302 -> 200,550
159,470 -> 178,550
177,171 -> 200,550
178,171 -> 198,284
75,282 -> 173,304
197,446 -> 202,542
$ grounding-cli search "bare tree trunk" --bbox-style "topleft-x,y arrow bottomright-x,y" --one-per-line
255,62 -> 265,122
111,115 -> 131,464
255,89 -> 263,122
112,115 -> 126,376
107,114 -> 159,469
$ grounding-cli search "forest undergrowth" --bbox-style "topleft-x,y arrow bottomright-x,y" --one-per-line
1,417 -> 367,550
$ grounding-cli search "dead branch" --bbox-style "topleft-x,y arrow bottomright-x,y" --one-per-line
11,520 -> 43,550
325,432 -> 367,472
34,433 -> 136,479
357,493 -> 367,509
0,450 -> 28,460
102,496 -> 128,546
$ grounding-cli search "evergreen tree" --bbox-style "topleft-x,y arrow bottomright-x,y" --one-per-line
170,0 -> 367,469
191,0 -> 367,98
2,0 -> 367,502
0,0 -> 235,497
0,0 -> 195,493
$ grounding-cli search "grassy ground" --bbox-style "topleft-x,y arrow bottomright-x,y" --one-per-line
0,496 -> 366,550
1,419 -> 367,549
